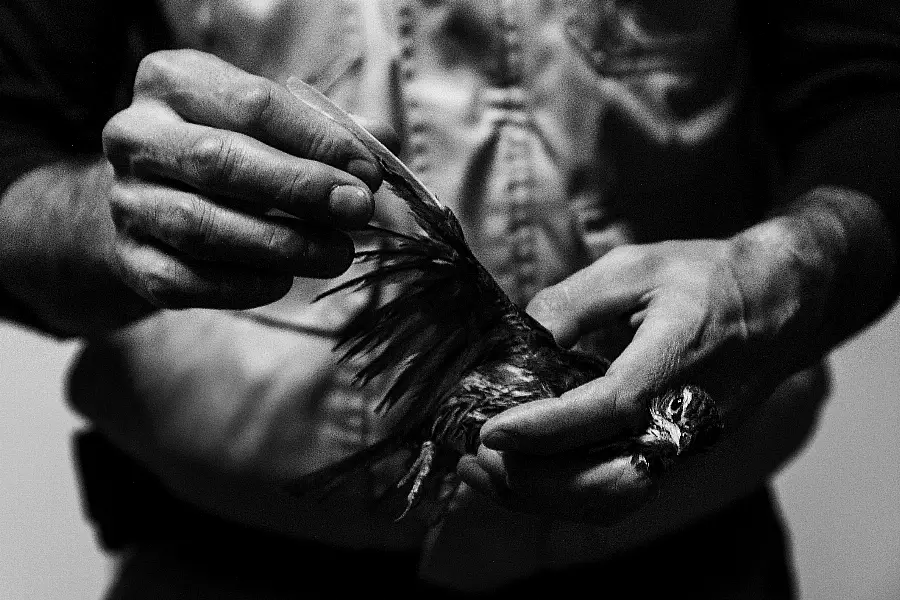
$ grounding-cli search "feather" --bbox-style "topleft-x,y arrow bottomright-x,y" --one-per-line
285,77 -> 513,422
280,79 -> 722,516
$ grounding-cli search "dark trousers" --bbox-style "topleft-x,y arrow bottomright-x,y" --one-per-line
79,432 -> 794,599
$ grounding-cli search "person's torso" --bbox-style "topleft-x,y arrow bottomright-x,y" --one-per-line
86,0 -> 790,589
158,0 -> 772,301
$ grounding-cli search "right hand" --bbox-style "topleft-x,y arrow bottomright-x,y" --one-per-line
102,49 -> 382,309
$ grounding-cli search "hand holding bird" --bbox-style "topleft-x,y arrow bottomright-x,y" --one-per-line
277,75 -> 846,528
279,79 -> 742,523
459,236 -> 806,522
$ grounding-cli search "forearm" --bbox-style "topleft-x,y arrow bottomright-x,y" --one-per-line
644,189 -> 884,529
0,158 -> 152,336
741,0 -> 900,356
730,186 -> 898,376
624,190 -> 892,533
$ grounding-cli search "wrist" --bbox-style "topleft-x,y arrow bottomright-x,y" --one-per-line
727,213 -> 833,371
0,159 -> 153,336
731,186 -> 897,357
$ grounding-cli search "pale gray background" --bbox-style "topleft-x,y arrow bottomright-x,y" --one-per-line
1,306 -> 899,599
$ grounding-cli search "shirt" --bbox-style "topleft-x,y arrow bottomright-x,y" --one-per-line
1,0 -> 899,592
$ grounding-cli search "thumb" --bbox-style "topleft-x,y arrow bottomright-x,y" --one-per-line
481,308 -> 690,454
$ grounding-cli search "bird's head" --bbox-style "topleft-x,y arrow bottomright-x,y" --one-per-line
648,385 -> 722,457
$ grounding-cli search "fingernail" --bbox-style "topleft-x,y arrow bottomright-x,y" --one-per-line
329,185 -> 373,227
481,430 -> 519,452
345,159 -> 382,191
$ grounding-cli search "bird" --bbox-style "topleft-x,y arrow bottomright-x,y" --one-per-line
279,78 -> 723,521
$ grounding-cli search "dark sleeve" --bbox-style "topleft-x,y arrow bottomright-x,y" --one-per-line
746,1 -> 900,239
0,0 -> 167,325
0,0 -> 168,194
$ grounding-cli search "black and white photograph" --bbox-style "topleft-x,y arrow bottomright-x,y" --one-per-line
1,1 -> 898,598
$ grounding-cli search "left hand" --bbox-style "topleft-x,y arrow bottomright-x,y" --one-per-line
457,224 -> 832,523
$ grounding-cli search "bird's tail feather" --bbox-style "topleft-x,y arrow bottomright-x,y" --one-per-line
280,79 -> 517,503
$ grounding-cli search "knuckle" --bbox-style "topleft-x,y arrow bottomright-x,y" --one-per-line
302,124 -> 342,162
163,196 -> 216,255
632,244 -> 663,274
139,260 -> 190,308
101,112 -> 139,167
101,112 -> 129,147
191,199 -> 218,250
103,109 -> 162,177
233,79 -> 274,128
279,168 -> 316,208
134,51 -> 179,95
108,184 -> 139,229
604,243 -> 660,280
190,134 -> 240,189
606,243 -> 639,265
612,242 -> 661,276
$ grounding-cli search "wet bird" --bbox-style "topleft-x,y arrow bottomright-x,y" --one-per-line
281,79 -> 722,520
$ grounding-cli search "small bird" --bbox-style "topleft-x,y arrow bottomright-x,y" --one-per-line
282,79 -> 723,520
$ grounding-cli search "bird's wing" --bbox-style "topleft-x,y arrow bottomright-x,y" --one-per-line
285,78 -> 511,424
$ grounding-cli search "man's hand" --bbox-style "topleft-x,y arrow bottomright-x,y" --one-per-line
457,189 -> 896,523
0,50 -> 385,335
102,49 -> 380,308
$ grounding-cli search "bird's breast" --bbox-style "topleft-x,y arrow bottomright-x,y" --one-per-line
430,359 -> 555,454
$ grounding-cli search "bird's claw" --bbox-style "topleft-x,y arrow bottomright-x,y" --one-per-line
395,441 -> 436,521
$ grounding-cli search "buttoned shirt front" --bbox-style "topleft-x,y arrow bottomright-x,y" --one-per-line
70,0 -> 817,590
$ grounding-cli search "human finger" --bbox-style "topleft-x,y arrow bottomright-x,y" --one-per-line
481,310 -> 698,455
113,236 -> 294,309
103,108 -> 374,227
459,446 -> 654,523
131,50 -> 382,190
110,179 -> 353,276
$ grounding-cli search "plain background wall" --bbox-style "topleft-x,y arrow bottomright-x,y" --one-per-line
1,306 -> 898,599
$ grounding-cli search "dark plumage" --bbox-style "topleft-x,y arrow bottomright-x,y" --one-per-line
281,79 -> 722,520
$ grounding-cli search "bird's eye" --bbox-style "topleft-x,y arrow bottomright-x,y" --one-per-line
669,396 -> 683,413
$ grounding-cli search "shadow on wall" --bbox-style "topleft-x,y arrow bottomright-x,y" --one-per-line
775,303 -> 900,600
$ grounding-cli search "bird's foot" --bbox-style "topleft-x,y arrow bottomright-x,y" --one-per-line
395,441 -> 436,521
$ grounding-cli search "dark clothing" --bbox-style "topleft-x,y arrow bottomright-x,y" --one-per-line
2,1 -> 899,235
80,432 -> 794,599
104,493 -> 793,599
2,0 -> 899,596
